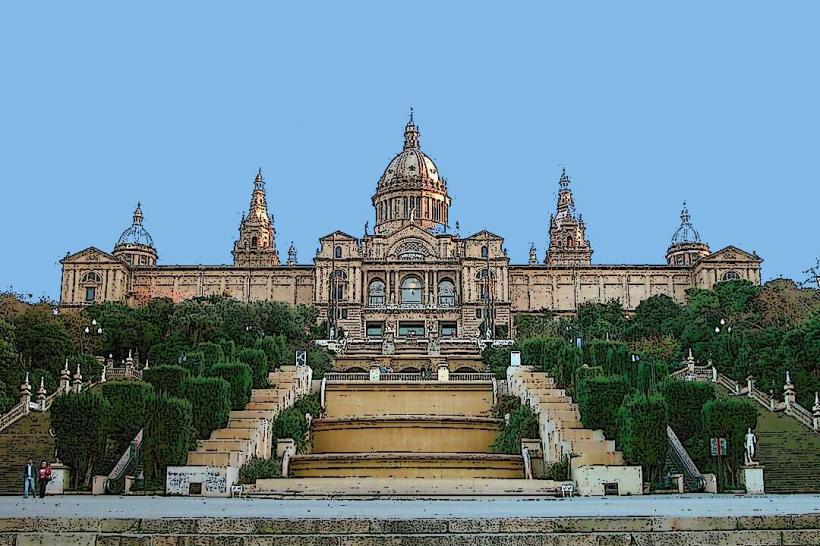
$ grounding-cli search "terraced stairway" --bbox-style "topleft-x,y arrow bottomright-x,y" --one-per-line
507,365 -> 642,495
712,383 -> 820,493
752,403 -> 820,493
0,411 -> 56,494
288,375 -> 526,480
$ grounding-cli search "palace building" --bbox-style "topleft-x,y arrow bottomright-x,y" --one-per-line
59,114 -> 762,340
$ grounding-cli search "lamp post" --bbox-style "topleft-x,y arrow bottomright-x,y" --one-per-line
80,319 -> 103,358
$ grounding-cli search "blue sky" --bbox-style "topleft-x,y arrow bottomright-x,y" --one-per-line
1,2 -> 818,300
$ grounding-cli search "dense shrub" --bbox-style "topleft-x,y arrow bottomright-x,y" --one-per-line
482,345 -> 514,379
702,398 -> 758,484
636,361 -> 669,394
293,393 -> 322,420
518,336 -> 565,373
147,338 -> 188,368
491,394 -> 521,419
100,380 -> 155,452
272,408 -> 309,452
256,335 -> 289,369
178,350 -> 205,377
208,362 -> 252,410
239,456 -> 281,484
219,339 -> 236,361
143,394 -> 194,481
142,365 -> 190,398
572,365 -> 603,396
198,342 -> 224,369
51,390 -> 112,489
182,377 -> 231,439
236,347 -> 269,389
307,348 -> 332,379
659,379 -> 715,442
492,403 -> 540,455
617,393 -> 668,482
576,375 -> 631,439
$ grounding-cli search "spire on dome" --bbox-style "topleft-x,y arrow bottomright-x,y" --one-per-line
133,202 -> 143,225
403,108 -> 420,150
254,167 -> 265,190
671,201 -> 701,245
287,242 -> 297,266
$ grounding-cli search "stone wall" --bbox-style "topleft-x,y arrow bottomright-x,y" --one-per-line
1,515 -> 818,545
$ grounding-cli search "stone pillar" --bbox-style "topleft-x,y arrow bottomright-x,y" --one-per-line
59,359 -> 71,393
72,364 -> 83,394
437,361 -> 449,382
783,371 -> 796,410
741,466 -> 765,495
747,375 -> 755,397
125,349 -> 134,377
36,377 -> 47,412
19,372 -> 32,408
812,392 -> 820,433
686,348 -> 695,376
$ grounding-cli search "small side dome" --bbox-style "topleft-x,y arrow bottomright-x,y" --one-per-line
666,202 -> 709,266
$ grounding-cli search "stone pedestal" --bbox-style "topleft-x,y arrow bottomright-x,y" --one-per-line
369,363 -> 381,382
669,473 -> 684,494
91,475 -> 107,495
46,464 -> 69,495
276,438 -> 296,459
741,466 -> 765,494
437,362 -> 449,382
703,473 -> 718,493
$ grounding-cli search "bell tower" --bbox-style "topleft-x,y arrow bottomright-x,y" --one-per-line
233,169 -> 280,267
545,168 -> 593,266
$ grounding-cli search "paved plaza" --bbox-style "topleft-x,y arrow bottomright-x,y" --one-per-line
2,494 -> 819,520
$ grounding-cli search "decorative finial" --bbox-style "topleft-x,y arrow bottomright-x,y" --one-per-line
403,109 -> 420,150
786,370 -> 792,384
254,168 -> 265,189
409,106 -> 414,124
559,167 -> 570,189
133,202 -> 144,225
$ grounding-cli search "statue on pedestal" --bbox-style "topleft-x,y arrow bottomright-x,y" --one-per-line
744,427 -> 757,465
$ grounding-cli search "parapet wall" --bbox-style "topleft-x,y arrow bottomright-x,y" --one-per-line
323,382 -> 495,418
1,515 -> 818,545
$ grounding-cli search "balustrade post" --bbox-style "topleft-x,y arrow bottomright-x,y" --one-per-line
36,377 -> 47,412
19,372 -> 31,411
812,392 -> 820,433
59,359 -> 71,393
747,375 -> 755,397
72,364 -> 83,394
783,371 -> 796,410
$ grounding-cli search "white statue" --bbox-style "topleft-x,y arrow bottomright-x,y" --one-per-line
744,427 -> 757,465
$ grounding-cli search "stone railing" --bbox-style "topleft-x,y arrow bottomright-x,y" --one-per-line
673,357 -> 819,434
450,372 -> 495,382
324,372 -> 369,382
379,373 -> 425,381
0,401 -> 30,433
106,367 -> 143,381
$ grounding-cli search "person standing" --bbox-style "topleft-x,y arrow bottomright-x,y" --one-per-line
37,461 -> 52,498
22,458 -> 36,499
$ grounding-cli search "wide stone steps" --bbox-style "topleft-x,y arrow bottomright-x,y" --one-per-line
289,452 -> 525,479
0,411 -> 56,494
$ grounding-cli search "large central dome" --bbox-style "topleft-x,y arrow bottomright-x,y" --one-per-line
372,113 -> 451,235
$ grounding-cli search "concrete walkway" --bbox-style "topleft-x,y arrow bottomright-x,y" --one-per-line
1,494 -> 819,519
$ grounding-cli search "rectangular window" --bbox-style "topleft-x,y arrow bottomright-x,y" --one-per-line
85,287 -> 96,302
475,309 -> 482,319
366,322 -> 384,338
439,321 -> 457,338
398,321 -> 425,337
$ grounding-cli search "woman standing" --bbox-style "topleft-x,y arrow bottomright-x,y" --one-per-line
37,461 -> 52,498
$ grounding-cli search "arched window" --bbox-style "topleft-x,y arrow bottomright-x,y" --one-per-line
329,270 -> 347,301
566,236 -> 574,248
251,236 -> 258,248
438,279 -> 456,307
400,275 -> 423,305
481,246 -> 489,258
368,279 -> 385,306
722,270 -> 741,281
80,271 -> 102,284
334,246 -> 342,259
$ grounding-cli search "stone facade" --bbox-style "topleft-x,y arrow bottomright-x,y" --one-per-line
59,114 -> 763,339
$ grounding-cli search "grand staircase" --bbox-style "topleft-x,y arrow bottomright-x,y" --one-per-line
507,365 -> 642,495
0,411 -> 56,494
755,407 -> 820,493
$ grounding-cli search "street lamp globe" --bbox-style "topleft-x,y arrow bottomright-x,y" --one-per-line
714,326 -> 720,334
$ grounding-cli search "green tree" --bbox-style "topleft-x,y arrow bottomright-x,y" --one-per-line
51,391 -> 112,488
236,347 -> 269,389
99,380 -> 154,453
617,393 -> 668,482
578,300 -> 628,340
576,375 -> 632,439
658,379 -> 715,442
182,376 -> 231,439
209,362 -> 252,410
492,403 -> 540,455
143,394 -> 194,481
701,399 -> 758,486
630,294 -> 683,340
142,365 -> 191,398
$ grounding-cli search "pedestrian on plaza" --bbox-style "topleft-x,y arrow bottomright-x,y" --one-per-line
21,458 -> 37,499
37,460 -> 52,498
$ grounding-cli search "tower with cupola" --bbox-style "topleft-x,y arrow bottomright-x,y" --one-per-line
666,202 -> 711,266
233,169 -> 280,267
113,203 -> 157,266
545,169 -> 592,266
